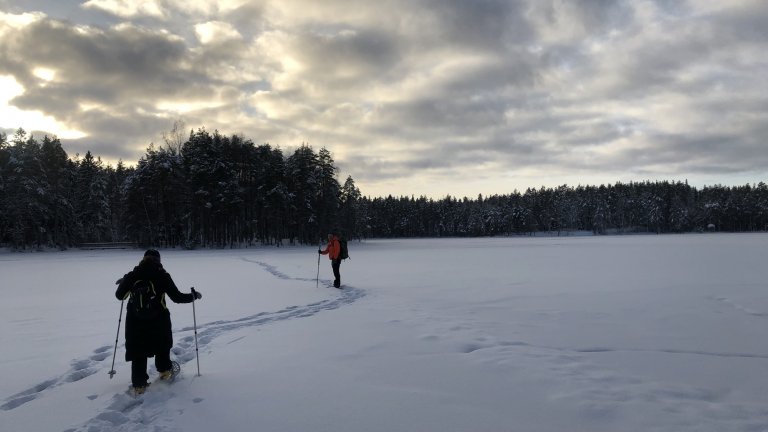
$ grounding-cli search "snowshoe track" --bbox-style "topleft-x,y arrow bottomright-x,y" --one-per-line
1,258 -> 365,432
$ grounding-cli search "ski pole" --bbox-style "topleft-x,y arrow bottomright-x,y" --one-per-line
316,239 -> 321,288
108,300 -> 124,379
192,287 -> 200,376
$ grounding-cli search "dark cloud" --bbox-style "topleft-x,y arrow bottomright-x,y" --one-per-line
421,0 -> 533,48
530,0 -> 634,35
0,18 -> 199,118
288,28 -> 401,89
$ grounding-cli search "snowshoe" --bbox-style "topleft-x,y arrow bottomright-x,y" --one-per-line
132,384 -> 149,395
157,360 -> 181,383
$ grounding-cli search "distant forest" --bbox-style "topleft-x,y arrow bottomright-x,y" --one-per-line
1,127 -> 767,250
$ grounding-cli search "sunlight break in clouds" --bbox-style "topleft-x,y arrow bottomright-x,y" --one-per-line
32,67 -> 56,82
0,75 -> 86,139
81,0 -> 164,19
195,21 -> 243,44
0,11 -> 44,30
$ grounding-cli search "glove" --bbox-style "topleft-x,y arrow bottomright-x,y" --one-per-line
191,287 -> 202,300
318,250 -> 322,254
115,278 -> 124,285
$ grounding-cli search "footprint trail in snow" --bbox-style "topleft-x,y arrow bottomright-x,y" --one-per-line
1,257 -> 364,432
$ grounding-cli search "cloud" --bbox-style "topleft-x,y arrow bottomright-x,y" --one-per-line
0,0 -> 766,196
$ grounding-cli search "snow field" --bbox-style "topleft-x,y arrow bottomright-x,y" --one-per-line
2,234 -> 768,431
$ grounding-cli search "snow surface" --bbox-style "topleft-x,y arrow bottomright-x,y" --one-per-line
2,234 -> 768,432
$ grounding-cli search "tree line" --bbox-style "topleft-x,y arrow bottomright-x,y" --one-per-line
1,127 -> 766,250
358,181 -> 768,238
0,127 -> 358,249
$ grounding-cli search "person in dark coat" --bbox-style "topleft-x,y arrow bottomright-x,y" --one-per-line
115,249 -> 201,393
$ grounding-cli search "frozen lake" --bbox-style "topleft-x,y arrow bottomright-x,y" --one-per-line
2,233 -> 768,431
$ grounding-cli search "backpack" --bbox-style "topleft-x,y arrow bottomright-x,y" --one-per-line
127,279 -> 163,320
339,237 -> 349,260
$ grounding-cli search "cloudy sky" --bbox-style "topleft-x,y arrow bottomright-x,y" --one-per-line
1,0 -> 766,198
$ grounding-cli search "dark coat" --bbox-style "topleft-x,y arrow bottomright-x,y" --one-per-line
115,258 -> 194,361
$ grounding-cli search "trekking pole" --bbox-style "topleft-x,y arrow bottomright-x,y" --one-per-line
316,239 -> 321,288
108,300 -> 124,379
192,287 -> 201,376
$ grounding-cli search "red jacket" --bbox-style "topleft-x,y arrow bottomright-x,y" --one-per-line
321,236 -> 341,260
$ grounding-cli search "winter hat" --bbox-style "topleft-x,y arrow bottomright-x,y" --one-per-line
144,249 -> 161,259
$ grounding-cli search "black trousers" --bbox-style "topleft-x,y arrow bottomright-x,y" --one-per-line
131,351 -> 172,387
331,258 -> 341,287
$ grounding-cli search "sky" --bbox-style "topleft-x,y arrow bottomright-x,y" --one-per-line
0,0 -> 766,198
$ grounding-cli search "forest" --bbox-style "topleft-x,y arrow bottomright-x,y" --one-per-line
1,127 -> 767,250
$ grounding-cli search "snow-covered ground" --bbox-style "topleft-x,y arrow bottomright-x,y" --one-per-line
2,234 -> 768,432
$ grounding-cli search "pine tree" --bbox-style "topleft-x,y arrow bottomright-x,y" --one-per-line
340,176 -> 362,239
73,151 -> 110,242
317,147 -> 341,236
40,136 -> 76,248
0,132 -> 9,245
5,130 -> 49,248
285,145 -> 320,243
250,144 -> 288,245
105,160 -> 131,242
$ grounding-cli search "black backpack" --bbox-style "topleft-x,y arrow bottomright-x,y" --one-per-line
128,279 -> 163,320
339,237 -> 349,260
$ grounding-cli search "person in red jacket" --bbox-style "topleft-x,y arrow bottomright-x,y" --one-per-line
319,232 -> 342,288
